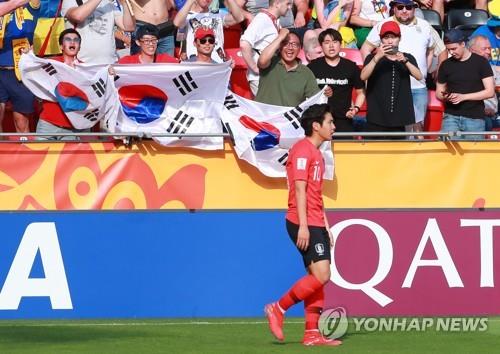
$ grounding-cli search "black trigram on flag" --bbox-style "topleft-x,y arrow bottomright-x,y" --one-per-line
166,111 -> 195,134
284,106 -> 303,129
91,78 -> 106,98
42,63 -> 57,76
278,152 -> 288,166
224,95 -> 239,110
173,71 -> 198,96
83,109 -> 99,122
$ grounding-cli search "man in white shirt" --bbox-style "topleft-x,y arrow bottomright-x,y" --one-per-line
62,0 -> 135,64
240,0 -> 291,95
173,0 -> 244,63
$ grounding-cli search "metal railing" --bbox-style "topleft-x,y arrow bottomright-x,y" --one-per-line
0,131 -> 498,143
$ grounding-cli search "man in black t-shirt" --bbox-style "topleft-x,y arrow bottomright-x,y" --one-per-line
437,29 -> 495,139
307,29 -> 365,136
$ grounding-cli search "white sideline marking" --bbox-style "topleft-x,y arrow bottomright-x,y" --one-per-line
0,321 -> 304,327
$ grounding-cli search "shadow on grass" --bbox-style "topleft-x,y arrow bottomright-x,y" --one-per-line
0,326 -> 153,344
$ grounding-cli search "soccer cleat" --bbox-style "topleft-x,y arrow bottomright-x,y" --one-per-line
264,302 -> 284,341
302,331 -> 343,346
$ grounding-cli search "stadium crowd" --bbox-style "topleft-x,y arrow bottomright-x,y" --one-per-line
0,0 -> 499,139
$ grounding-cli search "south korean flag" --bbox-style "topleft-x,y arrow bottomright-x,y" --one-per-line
19,52 -> 112,129
112,62 -> 231,150
221,89 -> 334,179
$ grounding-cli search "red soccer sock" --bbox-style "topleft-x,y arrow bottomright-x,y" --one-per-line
304,287 -> 324,332
278,274 -> 323,312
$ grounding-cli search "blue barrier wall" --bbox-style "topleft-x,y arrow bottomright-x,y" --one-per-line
0,211 -> 306,319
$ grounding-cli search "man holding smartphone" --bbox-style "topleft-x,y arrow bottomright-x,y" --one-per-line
437,29 -> 495,139
360,21 -> 422,137
360,0 -> 436,136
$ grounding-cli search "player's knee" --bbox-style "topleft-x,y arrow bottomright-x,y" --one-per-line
315,269 -> 331,284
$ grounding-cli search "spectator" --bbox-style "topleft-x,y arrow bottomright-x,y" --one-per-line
255,28 -> 319,106
173,0 -> 244,63
308,0 -> 357,48
240,0 -> 291,95
471,0 -> 500,69
349,0 -> 390,47
437,29 -> 495,139
308,28 -> 365,134
360,21 -> 422,138
118,24 -> 179,63
302,30 -> 324,63
186,27 -> 218,62
62,0 -> 135,64
129,0 -> 176,56
468,35 -> 500,130
36,29 -> 92,140
235,0 -> 308,29
361,0 -> 436,136
0,0 -> 39,133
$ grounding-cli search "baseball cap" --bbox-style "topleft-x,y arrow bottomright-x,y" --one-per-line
379,21 -> 401,37
194,27 -> 215,40
444,29 -> 467,44
389,0 -> 418,7
136,24 -> 159,40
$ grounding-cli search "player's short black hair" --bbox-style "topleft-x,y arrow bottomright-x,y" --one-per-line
59,28 -> 81,45
300,104 -> 331,136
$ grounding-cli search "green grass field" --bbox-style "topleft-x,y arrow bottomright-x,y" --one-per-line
0,318 -> 498,353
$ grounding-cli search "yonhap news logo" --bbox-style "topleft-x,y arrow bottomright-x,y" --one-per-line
319,307 -> 489,339
318,307 -> 349,339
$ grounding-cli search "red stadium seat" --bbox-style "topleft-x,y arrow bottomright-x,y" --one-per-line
223,24 -> 243,49
339,48 -> 363,68
424,90 -> 444,138
225,48 -> 254,99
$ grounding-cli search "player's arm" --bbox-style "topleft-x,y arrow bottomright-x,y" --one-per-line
173,0 -> 195,28
115,0 -> 136,32
435,81 -> 448,101
0,0 -> 29,16
240,39 -> 258,74
324,211 -> 333,248
65,0 -> 104,24
223,0 -> 245,27
258,28 -> 288,69
295,180 -> 310,251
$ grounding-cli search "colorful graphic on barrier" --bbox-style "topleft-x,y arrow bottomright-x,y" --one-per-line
0,141 -> 500,210
0,143 -> 207,210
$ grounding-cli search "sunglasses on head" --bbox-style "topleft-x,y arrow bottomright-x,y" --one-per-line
199,37 -> 215,44
395,4 -> 415,10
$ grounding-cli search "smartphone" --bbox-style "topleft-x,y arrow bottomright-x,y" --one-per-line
387,45 -> 399,55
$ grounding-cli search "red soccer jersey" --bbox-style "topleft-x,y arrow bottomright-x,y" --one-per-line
39,56 -> 73,128
285,138 -> 325,227
118,53 -> 179,64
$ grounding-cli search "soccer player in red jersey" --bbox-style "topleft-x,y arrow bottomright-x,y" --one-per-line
265,103 -> 342,346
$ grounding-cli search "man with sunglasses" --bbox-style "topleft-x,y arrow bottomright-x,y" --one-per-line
360,0 -> 437,137
255,28 -> 319,106
174,0 -> 244,63
186,27 -> 218,63
36,29 -> 93,139
118,24 -> 178,64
